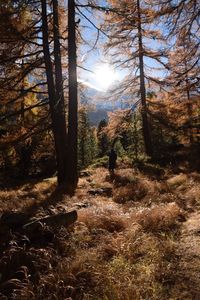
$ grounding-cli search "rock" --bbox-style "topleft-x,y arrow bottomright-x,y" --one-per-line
86,178 -> 92,183
79,170 -> 91,177
74,202 -> 90,209
177,214 -> 187,222
88,187 -> 112,197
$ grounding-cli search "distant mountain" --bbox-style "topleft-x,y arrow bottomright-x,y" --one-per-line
80,84 -> 123,108
88,109 -> 110,126
80,84 -> 134,126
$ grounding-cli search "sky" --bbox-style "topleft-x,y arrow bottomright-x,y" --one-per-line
76,0 -> 124,92
76,1 -> 169,93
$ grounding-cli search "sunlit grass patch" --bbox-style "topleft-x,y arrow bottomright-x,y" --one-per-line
78,203 -> 129,233
167,173 -> 188,188
55,249 -> 108,299
112,168 -> 138,186
0,166 -> 195,299
0,179 -> 56,212
132,202 -> 184,232
113,181 -> 148,204
112,169 -> 163,205
185,185 -> 200,206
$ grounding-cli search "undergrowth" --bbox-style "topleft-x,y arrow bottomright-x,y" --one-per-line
0,166 -> 199,299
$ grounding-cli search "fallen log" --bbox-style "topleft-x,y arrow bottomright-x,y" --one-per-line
0,211 -> 30,229
23,210 -> 77,229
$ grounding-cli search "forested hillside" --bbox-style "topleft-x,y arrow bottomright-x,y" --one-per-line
0,0 -> 199,299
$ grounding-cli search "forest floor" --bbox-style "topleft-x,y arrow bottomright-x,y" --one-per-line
0,165 -> 200,299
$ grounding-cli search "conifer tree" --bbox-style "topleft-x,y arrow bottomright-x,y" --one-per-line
78,107 -> 97,168
97,119 -> 109,157
0,0 -> 49,173
0,0 -> 79,190
167,36 -> 199,143
155,0 -> 200,144
104,0 -> 168,158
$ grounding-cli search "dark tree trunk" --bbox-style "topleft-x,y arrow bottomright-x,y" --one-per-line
133,113 -> 139,161
184,56 -> 193,144
53,0 -> 66,115
41,0 -> 68,186
67,0 -> 78,190
137,0 -> 153,158
20,59 -> 25,126
186,78 -> 193,143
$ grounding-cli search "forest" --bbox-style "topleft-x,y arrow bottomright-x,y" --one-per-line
0,0 -> 199,299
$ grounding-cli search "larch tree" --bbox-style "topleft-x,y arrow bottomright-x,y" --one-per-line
78,107 -> 97,169
104,0 -> 168,158
0,0 -> 79,192
97,119 -> 109,157
0,0 -> 50,173
154,0 -> 200,143
167,36 -> 199,143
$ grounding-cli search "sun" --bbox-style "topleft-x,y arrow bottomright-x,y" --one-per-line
94,64 -> 118,91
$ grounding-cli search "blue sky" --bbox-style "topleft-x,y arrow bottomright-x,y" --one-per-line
76,1 -> 169,92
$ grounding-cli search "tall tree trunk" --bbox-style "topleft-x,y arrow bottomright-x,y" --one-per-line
67,0 -> 78,190
185,78 -> 193,143
184,56 -> 193,144
52,0 -> 69,182
53,0 -> 66,116
20,59 -> 25,126
137,0 -> 153,158
41,0 -> 68,186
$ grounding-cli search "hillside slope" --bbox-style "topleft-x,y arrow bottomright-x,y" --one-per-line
0,167 -> 200,299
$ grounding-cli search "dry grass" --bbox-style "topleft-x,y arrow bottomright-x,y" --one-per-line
112,169 -> 138,186
111,169 -> 166,206
185,186 -> 200,206
89,167 -> 112,188
167,173 -> 188,188
0,179 -> 56,212
133,202 -> 184,232
0,166 -> 199,299
78,202 -> 129,233
113,183 -> 147,203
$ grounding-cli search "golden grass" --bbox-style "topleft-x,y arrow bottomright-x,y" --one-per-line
133,202 -> 183,232
113,181 -> 148,204
78,203 -> 129,233
0,180 -> 56,212
0,167 -> 199,299
111,169 -> 165,205
167,173 -> 188,188
185,186 -> 200,206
